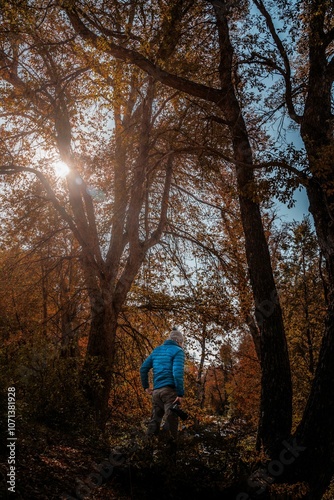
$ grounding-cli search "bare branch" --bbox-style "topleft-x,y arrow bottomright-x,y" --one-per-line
252,0 -> 302,123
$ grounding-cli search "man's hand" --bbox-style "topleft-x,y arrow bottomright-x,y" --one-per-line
145,388 -> 153,395
173,396 -> 183,405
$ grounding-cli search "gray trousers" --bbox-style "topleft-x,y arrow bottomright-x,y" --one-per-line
146,386 -> 179,440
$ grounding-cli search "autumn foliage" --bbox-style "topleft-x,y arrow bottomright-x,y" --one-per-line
1,1 -> 334,499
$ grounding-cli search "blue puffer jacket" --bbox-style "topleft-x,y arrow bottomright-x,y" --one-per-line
140,340 -> 185,396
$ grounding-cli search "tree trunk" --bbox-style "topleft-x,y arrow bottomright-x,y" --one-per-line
213,0 -> 292,452
285,180 -> 334,499
294,311 -> 334,499
290,2 -> 334,489
237,154 -> 292,455
196,325 -> 207,409
82,285 -> 118,429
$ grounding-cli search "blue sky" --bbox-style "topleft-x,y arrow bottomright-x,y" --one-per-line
275,187 -> 309,223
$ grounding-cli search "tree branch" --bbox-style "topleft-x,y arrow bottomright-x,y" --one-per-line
252,0 -> 302,124
252,160 -> 309,186
173,183 -> 237,219
62,4 -> 223,104
0,164 -> 101,273
145,155 -> 174,251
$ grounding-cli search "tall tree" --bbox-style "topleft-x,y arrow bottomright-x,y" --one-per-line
277,219 -> 325,420
237,1 -> 334,495
61,0 -> 292,455
0,2 -> 179,426
58,0 -> 334,494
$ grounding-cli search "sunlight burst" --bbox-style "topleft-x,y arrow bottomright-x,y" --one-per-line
53,160 -> 70,178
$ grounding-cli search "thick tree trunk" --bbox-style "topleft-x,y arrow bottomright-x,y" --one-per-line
281,179 -> 334,499
214,14 -> 292,451
235,142 -> 292,455
294,311 -> 334,499
291,4 -> 334,487
82,285 -> 118,429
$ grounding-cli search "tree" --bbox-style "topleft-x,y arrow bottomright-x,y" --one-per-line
234,1 -> 334,495
277,218 -> 325,423
1,1 -> 333,495
0,2 -> 180,426
57,0 -> 334,495
230,333 -> 261,428
60,0 -> 292,455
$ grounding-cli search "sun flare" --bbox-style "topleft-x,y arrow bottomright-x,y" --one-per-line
53,160 -> 70,178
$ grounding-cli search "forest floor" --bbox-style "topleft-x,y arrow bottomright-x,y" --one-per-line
0,417 -> 255,500
2,416 -> 334,499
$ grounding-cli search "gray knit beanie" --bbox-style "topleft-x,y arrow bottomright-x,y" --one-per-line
169,327 -> 184,346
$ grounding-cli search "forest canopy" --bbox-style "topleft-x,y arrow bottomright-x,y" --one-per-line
0,1 -> 333,499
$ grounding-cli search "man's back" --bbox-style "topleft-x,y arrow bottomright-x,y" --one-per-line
140,328 -> 185,442
140,339 -> 185,396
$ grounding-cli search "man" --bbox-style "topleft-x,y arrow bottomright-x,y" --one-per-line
140,327 -> 185,441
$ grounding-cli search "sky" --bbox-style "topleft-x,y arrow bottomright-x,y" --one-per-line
275,187 -> 310,223
267,111 -> 310,224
